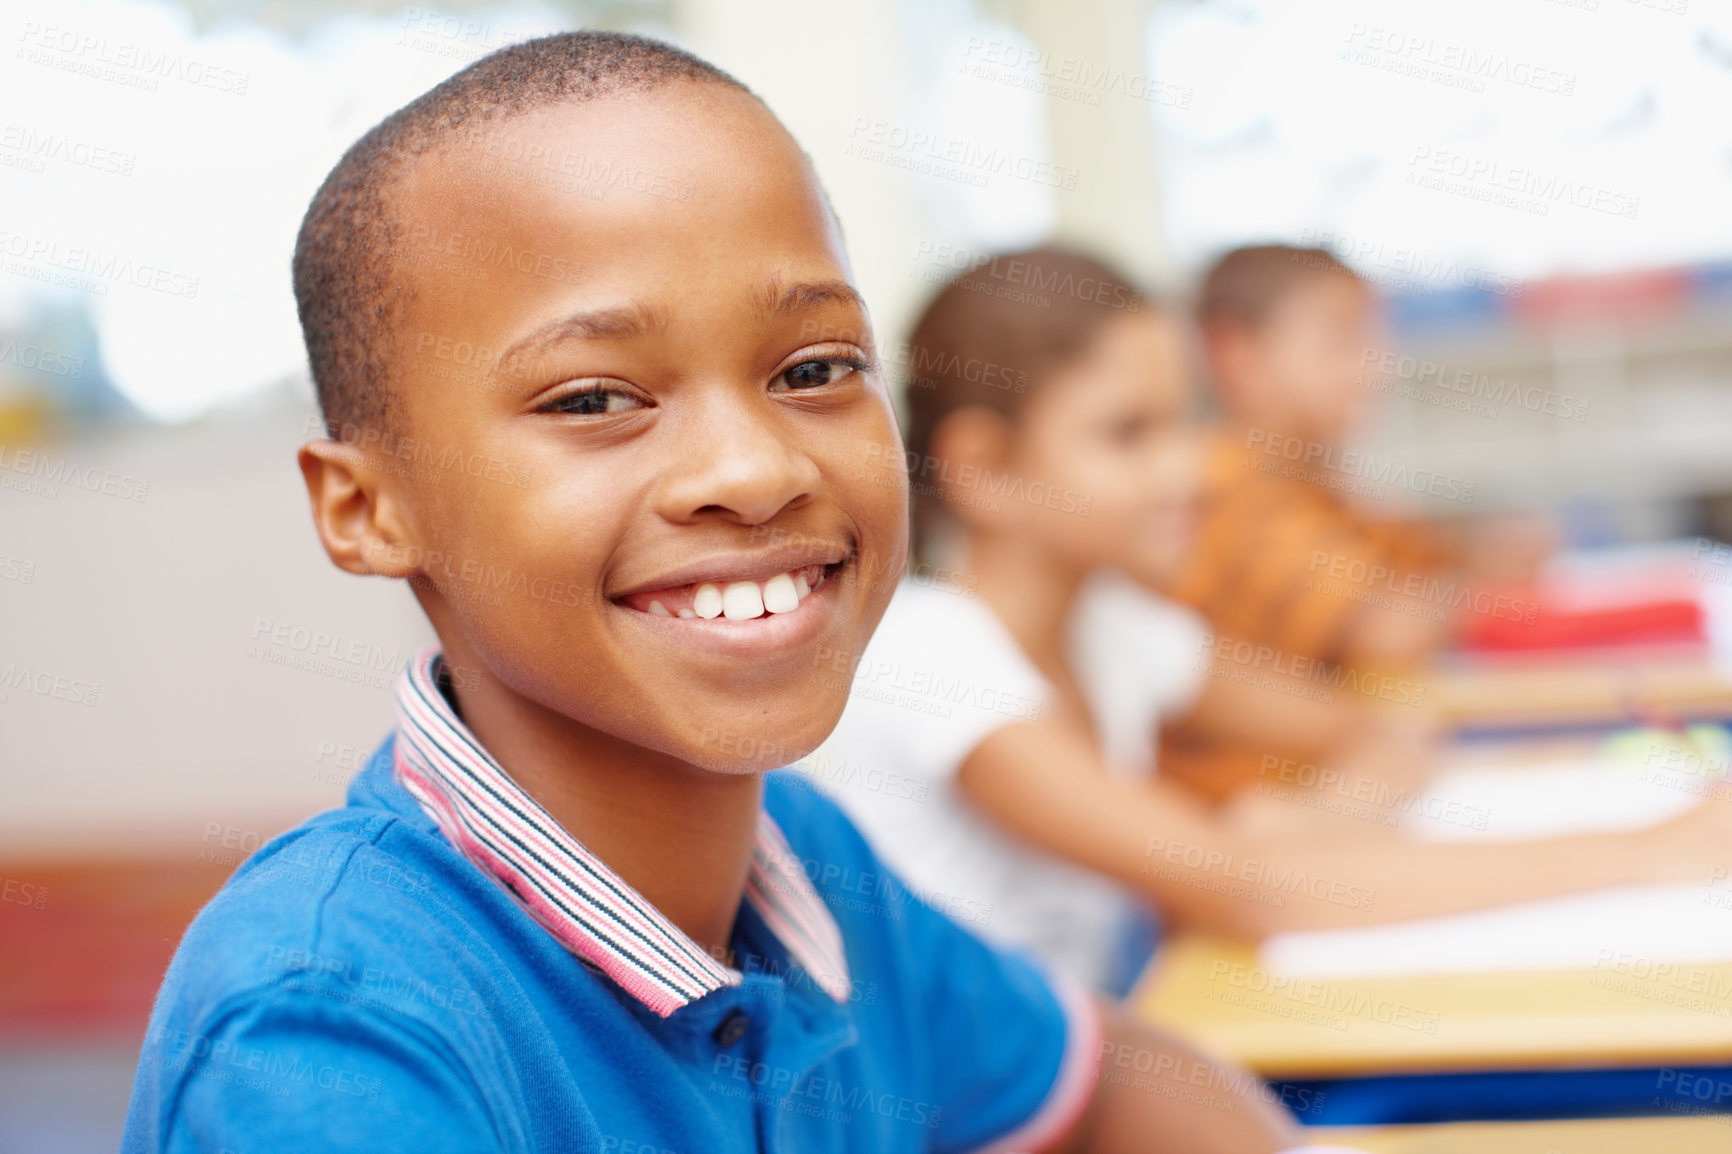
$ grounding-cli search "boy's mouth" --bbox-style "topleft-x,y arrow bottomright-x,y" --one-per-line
615,557 -> 848,622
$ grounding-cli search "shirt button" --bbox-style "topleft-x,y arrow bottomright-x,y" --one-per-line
713,1008 -> 749,1047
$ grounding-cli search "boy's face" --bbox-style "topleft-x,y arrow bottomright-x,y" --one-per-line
359,86 -> 907,773
1005,310 -> 1200,587
1222,274 -> 1376,444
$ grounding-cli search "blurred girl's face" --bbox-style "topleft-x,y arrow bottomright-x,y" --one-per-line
1002,309 -> 1201,587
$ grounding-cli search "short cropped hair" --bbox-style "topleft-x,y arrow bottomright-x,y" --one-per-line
292,31 -> 750,432
1196,244 -> 1362,331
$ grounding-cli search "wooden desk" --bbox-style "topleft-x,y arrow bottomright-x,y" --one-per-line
1431,649 -> 1732,731
1133,935 -> 1732,1079
1313,1114 -> 1731,1153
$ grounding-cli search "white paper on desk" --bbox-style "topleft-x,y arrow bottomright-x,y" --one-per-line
1262,755 -> 1731,978
1259,884 -> 1732,979
1400,759 -> 1704,843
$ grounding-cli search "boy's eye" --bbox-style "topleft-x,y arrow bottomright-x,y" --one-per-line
772,358 -> 864,393
542,385 -> 647,416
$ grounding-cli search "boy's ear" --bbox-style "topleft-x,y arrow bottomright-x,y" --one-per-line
297,438 -> 424,579
927,406 -> 1014,530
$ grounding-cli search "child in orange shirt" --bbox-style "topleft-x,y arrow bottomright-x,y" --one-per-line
1159,245 -> 1543,801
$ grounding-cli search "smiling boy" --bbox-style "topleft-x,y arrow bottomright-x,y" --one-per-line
122,32 -> 1305,1153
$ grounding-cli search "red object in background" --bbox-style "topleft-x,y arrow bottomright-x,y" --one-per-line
0,858 -> 232,1041
1510,267 -> 1689,326
1459,597 -> 1705,652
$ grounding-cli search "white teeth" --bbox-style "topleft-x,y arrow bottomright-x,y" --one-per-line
693,583 -> 723,619
763,572 -> 800,614
648,565 -> 825,622
722,581 -> 764,620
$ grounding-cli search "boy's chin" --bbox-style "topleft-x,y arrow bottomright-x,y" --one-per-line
681,702 -> 845,775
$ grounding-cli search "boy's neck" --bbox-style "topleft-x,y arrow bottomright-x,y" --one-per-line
961,531 -> 1089,681
434,636 -> 763,958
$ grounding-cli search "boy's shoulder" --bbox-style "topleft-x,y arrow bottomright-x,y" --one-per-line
152,739 -> 538,1037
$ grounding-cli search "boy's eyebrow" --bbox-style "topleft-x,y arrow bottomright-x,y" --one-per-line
496,281 -> 867,371
498,302 -> 668,367
761,279 -> 867,319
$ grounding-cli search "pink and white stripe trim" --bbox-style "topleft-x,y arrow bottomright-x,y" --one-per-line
391,646 -> 852,1018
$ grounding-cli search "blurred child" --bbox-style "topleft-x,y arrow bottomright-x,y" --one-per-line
816,246 -> 1731,995
1159,245 -> 1545,802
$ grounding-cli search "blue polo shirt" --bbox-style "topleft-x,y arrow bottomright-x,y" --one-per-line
123,651 -> 1098,1153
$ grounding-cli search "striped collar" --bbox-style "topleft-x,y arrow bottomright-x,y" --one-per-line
391,646 -> 852,1018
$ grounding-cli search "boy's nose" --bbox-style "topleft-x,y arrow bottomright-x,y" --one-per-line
656,393 -> 821,526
